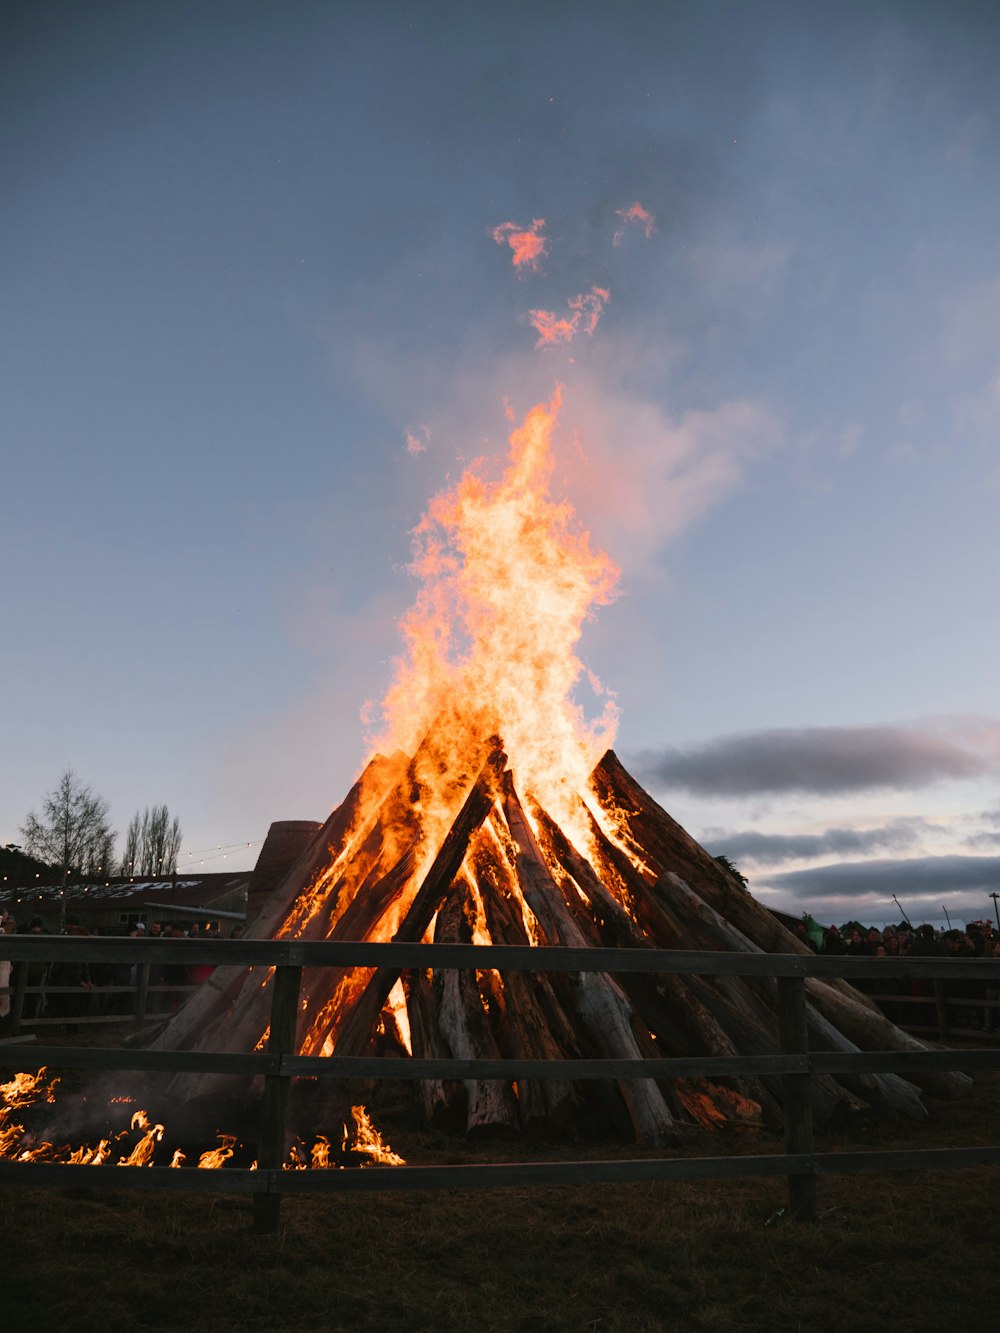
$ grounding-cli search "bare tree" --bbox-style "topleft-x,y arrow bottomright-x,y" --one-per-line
20,768 -> 117,880
121,812 -> 142,876
124,804 -> 183,876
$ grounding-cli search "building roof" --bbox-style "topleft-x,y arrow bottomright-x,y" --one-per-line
1,872 -> 249,917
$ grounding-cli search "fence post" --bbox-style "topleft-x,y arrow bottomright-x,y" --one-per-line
10,965 -> 28,1036
933,980 -> 949,1042
135,962 -> 151,1023
253,963 -> 303,1235
777,973 -> 816,1222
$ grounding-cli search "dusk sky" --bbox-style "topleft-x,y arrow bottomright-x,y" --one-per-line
3,1 -> 998,929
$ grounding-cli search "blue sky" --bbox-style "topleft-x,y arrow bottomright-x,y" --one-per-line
3,1 -> 998,926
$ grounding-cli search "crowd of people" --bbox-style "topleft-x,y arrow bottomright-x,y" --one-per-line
792,915 -> 1000,1031
0,913 -> 238,1029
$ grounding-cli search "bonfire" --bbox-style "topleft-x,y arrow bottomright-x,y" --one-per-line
137,390 -> 969,1146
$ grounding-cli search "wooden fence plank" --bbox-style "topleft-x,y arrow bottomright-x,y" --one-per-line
4,936 -> 1000,981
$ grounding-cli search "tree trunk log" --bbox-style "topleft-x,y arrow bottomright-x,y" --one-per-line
332,744 -> 507,1058
432,885 -> 520,1139
502,784 -> 678,1145
804,977 -> 973,1100
403,968 -> 466,1129
590,751 -> 877,1009
471,823 -> 580,1133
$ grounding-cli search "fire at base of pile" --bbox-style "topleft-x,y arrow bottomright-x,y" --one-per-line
136,737 -> 970,1147
0,1067 -> 405,1171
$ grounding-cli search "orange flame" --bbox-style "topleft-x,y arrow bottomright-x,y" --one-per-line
1,1067 -> 58,1110
197,1134 -> 237,1169
613,201 -> 656,246
118,1111 -> 164,1166
491,218 -> 548,272
374,387 -> 619,839
345,1105 -> 405,1166
529,286 -> 610,348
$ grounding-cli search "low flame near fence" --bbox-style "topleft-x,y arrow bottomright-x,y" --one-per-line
0,1067 -> 404,1171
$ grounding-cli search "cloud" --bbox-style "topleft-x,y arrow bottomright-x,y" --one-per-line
708,819 -> 929,866
762,854 -> 1000,902
635,720 -> 1000,797
965,829 -> 1000,850
612,201 -> 656,246
491,218 -> 548,273
964,807 -> 1000,849
529,286 -> 610,348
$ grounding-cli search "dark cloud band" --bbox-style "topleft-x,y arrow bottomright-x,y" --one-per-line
762,854 -> 1000,901
634,722 -> 995,797
709,819 -> 928,866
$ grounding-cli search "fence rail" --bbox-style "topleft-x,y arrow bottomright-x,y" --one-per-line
2,937 -> 999,1232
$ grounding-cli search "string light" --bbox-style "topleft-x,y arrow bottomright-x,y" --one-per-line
183,840 -> 257,858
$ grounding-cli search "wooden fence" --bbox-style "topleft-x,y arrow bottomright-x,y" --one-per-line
2,935 -> 999,1233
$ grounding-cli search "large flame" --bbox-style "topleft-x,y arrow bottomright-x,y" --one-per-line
374,387 -> 619,837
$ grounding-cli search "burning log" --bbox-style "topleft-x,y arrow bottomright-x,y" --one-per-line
331,741 -> 507,1059
473,827 -> 581,1134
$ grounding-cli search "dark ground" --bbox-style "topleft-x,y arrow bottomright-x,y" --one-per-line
3,1029 -> 1000,1331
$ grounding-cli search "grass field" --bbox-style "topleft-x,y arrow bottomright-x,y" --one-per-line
4,1042 -> 1000,1332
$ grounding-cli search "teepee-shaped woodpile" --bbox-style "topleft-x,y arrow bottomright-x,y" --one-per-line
151,729 -> 968,1144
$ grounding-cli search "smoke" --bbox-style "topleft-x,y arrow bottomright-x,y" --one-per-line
405,424 -> 431,456
553,369 -> 781,577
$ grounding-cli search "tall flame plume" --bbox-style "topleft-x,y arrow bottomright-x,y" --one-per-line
374,387 -> 619,836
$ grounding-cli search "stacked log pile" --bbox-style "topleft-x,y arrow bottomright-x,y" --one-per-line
151,740 -> 970,1143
